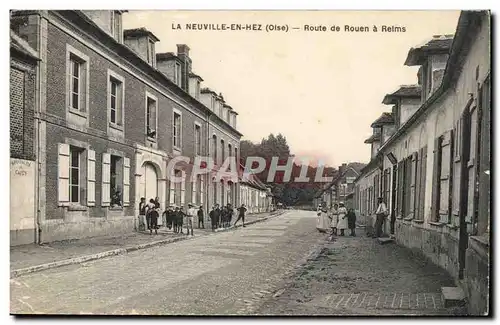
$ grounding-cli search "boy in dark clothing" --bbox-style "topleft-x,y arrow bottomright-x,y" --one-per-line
197,206 -> 205,229
138,198 -> 147,231
209,205 -> 220,231
226,204 -> 234,227
347,208 -> 357,237
234,204 -> 247,227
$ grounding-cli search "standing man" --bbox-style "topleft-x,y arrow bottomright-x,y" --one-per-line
138,197 -> 147,231
209,205 -> 217,231
374,197 -> 389,238
197,205 -> 205,229
226,203 -> 234,228
186,203 -> 196,236
346,207 -> 357,237
234,204 -> 247,227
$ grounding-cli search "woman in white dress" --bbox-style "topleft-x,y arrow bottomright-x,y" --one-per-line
316,204 -> 330,233
336,202 -> 348,236
329,203 -> 339,235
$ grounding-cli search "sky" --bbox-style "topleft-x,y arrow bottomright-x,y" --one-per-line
123,10 -> 461,167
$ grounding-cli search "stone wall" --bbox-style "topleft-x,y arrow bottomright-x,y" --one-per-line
464,236 -> 489,315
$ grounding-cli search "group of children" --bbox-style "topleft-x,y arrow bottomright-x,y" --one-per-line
316,202 -> 357,237
138,198 -> 248,236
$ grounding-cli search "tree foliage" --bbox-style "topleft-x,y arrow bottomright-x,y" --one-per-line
240,134 -> 336,206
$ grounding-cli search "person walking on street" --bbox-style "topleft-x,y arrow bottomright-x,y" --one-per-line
186,203 -> 196,236
146,199 -> 159,235
374,197 -> 389,238
336,202 -> 348,236
330,203 -> 339,236
234,204 -> 247,227
197,205 -> 205,229
145,198 -> 156,232
347,207 -> 357,236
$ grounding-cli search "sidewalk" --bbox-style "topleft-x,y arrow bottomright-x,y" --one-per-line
10,211 -> 280,277
258,232 -> 468,315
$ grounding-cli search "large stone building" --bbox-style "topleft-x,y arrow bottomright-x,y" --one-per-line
10,10 -> 242,244
353,11 -> 490,315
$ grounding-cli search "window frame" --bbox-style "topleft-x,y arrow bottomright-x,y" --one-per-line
107,69 -> 125,130
173,109 -> 182,150
66,44 -> 89,118
194,122 -> 202,156
69,146 -> 81,204
145,91 -> 158,141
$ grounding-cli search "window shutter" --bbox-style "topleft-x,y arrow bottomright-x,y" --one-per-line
439,130 -> 452,223
123,157 -> 130,207
410,152 -> 418,218
200,175 -> 204,206
192,175 -> 196,205
431,138 -> 441,221
415,149 -> 422,220
102,153 -> 111,207
397,161 -> 404,218
419,146 -> 428,220
58,143 -> 70,205
87,149 -> 96,206
180,171 -> 186,206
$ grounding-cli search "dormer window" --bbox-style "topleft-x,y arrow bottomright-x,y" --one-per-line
174,62 -> 182,87
147,40 -> 156,68
109,11 -> 122,43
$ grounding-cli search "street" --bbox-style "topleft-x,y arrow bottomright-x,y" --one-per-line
10,210 -> 322,315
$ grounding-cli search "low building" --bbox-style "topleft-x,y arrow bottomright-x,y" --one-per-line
354,11 -> 490,315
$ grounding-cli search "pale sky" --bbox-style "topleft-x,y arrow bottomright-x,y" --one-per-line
123,11 -> 461,167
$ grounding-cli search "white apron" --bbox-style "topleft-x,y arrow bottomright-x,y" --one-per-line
337,207 -> 348,230
316,209 -> 330,232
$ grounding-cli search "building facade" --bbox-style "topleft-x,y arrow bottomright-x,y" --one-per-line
353,11 -> 490,315
10,10 -> 243,244
10,30 -> 39,246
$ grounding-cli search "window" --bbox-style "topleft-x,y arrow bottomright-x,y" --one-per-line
173,111 -> 181,149
211,96 -> 216,111
477,75 -> 491,235
235,147 -> 238,166
174,62 -> 182,86
416,146 -> 427,220
108,73 -> 124,127
212,135 -> 218,163
66,46 -> 89,115
110,155 -> 123,207
195,81 -> 200,100
147,40 -> 156,67
431,131 -> 453,222
220,139 -> 225,164
195,124 -> 201,156
226,109 -> 230,123
110,11 -> 122,42
69,147 -> 81,203
213,182 -> 217,206
228,143 -> 232,170
146,94 -> 157,139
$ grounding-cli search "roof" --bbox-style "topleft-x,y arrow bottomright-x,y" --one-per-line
382,85 -> 422,105
379,11 -> 488,155
354,157 -> 382,183
188,72 -> 204,81
156,52 -> 178,61
404,34 -> 454,66
201,87 -> 217,96
223,103 -> 233,110
364,133 -> 381,144
370,112 -> 394,127
10,30 -> 39,61
123,27 -> 160,42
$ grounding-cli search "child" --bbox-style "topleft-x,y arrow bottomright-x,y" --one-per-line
347,208 -> 357,237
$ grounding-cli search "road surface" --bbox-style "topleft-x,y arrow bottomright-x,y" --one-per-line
11,210 -> 321,315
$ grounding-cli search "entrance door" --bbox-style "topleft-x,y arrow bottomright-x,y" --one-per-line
144,163 -> 158,202
458,107 -> 471,279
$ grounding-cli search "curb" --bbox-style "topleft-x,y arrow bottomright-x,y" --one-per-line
214,211 -> 285,233
10,210 -> 287,279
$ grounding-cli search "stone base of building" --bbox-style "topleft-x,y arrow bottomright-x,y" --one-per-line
394,219 -> 459,279
464,235 -> 490,315
39,216 -> 136,243
10,228 -> 36,246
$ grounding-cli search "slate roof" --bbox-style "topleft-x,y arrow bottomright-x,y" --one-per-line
404,34 -> 454,66
364,133 -> 381,144
124,27 -> 160,42
382,85 -> 422,105
371,112 -> 394,127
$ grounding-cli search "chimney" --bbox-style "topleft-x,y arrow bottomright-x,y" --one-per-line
176,44 -> 192,92
339,163 -> 347,176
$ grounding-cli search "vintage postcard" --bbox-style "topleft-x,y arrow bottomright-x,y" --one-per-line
9,9 -> 491,316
